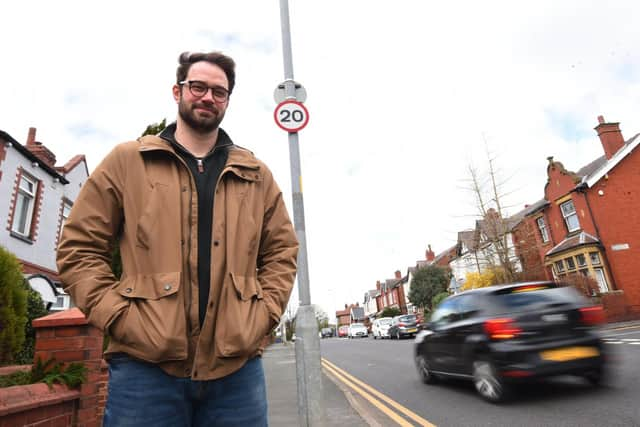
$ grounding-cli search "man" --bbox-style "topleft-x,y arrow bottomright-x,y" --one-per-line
57,51 -> 299,426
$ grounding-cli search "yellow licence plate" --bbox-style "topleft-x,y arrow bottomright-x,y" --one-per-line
540,346 -> 599,362
407,328 -> 417,333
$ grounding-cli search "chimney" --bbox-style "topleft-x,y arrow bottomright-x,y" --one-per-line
356,302 -> 359,307
344,304 -> 348,309
26,127 -> 37,146
426,244 -> 435,262
595,115 -> 625,160
394,270 -> 402,280
25,127 -> 57,167
376,281 -> 381,291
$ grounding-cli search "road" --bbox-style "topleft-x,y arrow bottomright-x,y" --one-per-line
320,326 -> 640,427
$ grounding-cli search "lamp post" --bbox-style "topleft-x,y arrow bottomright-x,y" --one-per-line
277,1 -> 325,425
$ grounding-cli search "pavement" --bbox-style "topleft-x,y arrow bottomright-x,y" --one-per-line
263,342 -> 371,427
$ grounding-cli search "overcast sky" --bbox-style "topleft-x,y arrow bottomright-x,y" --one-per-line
2,1 -> 639,321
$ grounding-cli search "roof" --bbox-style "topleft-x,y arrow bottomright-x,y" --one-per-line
363,289 -> 377,302
458,229 -> 478,253
585,133 -> 640,187
0,129 -> 69,184
520,198 -> 550,217
545,231 -> 600,257
350,306 -> 365,320
432,244 -> 458,264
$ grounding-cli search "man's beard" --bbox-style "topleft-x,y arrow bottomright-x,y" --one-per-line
178,98 -> 225,133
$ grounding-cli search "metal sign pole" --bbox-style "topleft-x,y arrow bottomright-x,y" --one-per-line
278,0 -> 325,425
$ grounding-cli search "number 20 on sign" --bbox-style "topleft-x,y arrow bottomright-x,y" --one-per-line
274,100 -> 309,133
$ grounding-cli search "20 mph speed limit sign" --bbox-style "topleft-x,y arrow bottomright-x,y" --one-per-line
274,100 -> 309,133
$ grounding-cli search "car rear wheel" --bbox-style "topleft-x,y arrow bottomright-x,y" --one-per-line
415,354 -> 438,384
473,359 -> 508,403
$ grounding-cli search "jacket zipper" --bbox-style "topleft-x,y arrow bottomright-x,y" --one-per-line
197,158 -> 204,173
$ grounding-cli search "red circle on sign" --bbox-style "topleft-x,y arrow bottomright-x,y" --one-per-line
274,100 -> 309,133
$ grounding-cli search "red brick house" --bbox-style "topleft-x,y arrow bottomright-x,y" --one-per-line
375,271 -> 408,315
513,116 -> 640,318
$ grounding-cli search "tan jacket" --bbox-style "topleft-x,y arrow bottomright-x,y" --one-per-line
56,134 -> 298,380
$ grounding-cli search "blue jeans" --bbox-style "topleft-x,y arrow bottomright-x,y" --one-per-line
104,354 -> 268,427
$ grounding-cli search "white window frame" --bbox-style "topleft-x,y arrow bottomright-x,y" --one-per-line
11,174 -> 38,237
536,217 -> 549,242
576,253 -> 587,267
560,200 -> 580,232
593,268 -> 609,293
58,200 -> 73,239
565,256 -> 576,270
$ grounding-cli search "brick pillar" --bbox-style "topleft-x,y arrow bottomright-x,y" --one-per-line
33,308 -> 105,427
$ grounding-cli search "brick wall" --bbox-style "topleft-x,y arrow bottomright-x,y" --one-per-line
586,149 -> 640,313
601,291 -> 634,322
0,308 -> 106,427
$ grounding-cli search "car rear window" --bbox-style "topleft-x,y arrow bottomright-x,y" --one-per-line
351,323 -> 364,327
491,284 -> 584,312
379,319 -> 391,325
399,315 -> 416,322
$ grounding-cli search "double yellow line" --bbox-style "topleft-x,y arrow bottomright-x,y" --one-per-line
321,358 -> 436,427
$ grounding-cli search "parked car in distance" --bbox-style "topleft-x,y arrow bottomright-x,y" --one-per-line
321,327 -> 333,338
348,323 -> 368,338
414,281 -> 607,403
337,325 -> 349,338
389,314 -> 419,339
372,317 -> 393,339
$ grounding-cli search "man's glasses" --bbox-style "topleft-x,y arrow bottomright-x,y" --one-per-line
179,80 -> 229,103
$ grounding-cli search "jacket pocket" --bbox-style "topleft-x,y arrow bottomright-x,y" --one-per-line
216,273 -> 270,358
110,272 -> 187,363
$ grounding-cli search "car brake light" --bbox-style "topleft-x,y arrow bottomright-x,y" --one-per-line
398,323 -> 406,327
484,318 -> 522,339
579,305 -> 605,325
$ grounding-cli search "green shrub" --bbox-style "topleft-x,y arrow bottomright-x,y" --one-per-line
0,246 -> 28,365
431,292 -> 450,310
0,358 -> 88,389
380,307 -> 401,318
0,369 -> 31,387
14,283 -> 49,365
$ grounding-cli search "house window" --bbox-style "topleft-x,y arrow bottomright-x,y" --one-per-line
560,200 -> 580,232
576,254 -> 587,267
11,174 -> 38,237
58,200 -> 73,240
593,268 -> 609,293
589,252 -> 601,265
536,217 -> 549,243
565,257 -> 576,270
554,260 -> 565,274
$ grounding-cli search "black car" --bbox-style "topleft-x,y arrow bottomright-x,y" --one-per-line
389,314 -> 419,339
321,327 -> 333,338
414,281 -> 607,403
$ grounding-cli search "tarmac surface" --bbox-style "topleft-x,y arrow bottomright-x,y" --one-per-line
263,342 -> 370,427
263,320 -> 640,427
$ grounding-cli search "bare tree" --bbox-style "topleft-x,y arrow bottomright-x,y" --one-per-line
461,144 -> 542,285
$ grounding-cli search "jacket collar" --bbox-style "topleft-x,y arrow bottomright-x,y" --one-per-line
137,124 -> 261,171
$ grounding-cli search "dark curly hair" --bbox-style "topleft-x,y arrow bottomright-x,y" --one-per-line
176,51 -> 236,94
